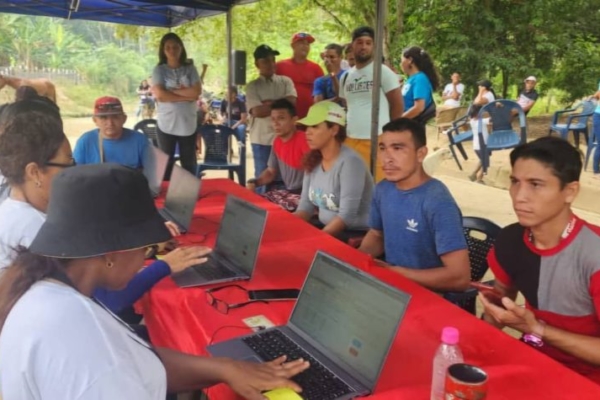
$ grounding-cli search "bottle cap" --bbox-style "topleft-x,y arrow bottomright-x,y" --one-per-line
441,327 -> 459,345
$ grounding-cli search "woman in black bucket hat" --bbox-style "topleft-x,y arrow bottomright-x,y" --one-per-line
0,99 -> 209,323
0,163 -> 309,399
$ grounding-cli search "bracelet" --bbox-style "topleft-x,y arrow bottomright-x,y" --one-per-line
246,178 -> 257,185
522,320 -> 546,348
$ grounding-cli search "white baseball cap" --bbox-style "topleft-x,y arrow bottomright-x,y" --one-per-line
524,76 -> 537,82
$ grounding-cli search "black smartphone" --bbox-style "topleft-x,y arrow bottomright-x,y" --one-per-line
248,289 -> 300,301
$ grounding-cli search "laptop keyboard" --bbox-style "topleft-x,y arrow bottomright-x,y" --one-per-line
242,330 -> 352,400
194,262 -> 237,281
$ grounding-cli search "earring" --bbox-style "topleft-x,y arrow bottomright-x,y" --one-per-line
106,261 -> 114,269
35,181 -> 41,188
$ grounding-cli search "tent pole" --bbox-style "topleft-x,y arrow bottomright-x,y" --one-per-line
226,8 -> 233,162
369,0 -> 387,175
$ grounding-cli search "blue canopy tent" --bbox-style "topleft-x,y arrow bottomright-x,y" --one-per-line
0,0 -> 256,27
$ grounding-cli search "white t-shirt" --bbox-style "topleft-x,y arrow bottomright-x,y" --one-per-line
470,91 -> 496,151
0,198 -> 45,269
339,62 -> 401,140
470,118 -> 491,150
442,83 -> 465,107
0,281 -> 167,399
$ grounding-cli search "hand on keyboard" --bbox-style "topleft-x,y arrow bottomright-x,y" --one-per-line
222,355 -> 310,400
162,246 -> 212,274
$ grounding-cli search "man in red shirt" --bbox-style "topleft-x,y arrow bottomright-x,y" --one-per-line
276,32 -> 324,119
482,137 -> 600,384
246,98 -> 310,211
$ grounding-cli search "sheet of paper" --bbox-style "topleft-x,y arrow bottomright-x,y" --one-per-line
264,388 -> 303,400
242,315 -> 276,331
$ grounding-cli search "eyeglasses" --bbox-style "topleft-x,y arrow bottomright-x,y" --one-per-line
205,284 -> 266,314
45,159 -> 76,168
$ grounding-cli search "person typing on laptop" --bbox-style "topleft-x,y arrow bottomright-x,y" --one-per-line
74,97 -> 150,169
0,163 -> 309,399
0,99 -> 206,322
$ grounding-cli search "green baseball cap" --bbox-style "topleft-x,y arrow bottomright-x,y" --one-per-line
297,101 -> 346,126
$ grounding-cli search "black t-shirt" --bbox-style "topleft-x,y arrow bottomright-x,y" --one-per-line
517,89 -> 539,114
220,99 -> 246,121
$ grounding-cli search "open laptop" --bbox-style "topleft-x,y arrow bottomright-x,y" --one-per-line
172,195 -> 268,287
143,145 -> 169,197
207,251 -> 410,400
157,164 -> 201,234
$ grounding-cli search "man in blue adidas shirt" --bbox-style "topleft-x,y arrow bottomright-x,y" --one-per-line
74,96 -> 149,169
358,118 -> 470,291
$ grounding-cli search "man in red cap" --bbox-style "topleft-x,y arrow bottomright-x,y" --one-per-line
74,96 -> 149,169
276,32 -> 324,119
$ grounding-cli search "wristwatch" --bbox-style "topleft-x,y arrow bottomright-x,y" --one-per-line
522,320 -> 546,348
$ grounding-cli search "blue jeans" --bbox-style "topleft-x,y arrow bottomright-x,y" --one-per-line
593,113 -> 600,174
224,120 -> 247,142
251,143 -> 272,194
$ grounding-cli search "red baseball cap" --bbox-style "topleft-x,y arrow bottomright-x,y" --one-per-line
291,32 -> 315,45
94,96 -> 124,116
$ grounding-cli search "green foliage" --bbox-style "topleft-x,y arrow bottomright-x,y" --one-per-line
1,0 -> 599,110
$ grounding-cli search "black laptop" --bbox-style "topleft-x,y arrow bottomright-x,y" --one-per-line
172,195 -> 268,287
207,251 -> 411,400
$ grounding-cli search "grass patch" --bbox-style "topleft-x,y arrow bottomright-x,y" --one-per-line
57,81 -> 139,118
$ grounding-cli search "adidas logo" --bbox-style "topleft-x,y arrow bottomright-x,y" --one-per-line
406,219 -> 419,232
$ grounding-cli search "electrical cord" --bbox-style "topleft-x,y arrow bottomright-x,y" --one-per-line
209,324 -> 266,346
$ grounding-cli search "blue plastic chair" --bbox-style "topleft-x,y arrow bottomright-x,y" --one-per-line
443,216 -> 502,315
196,124 -> 246,185
585,124 -> 598,172
445,105 -> 474,170
478,100 -> 527,174
134,118 -> 180,161
134,119 -> 158,147
548,100 -> 595,148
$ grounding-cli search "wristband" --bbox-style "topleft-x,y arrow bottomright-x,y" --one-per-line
522,320 -> 546,348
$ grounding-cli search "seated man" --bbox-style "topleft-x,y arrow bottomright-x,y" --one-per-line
481,136 -> 600,384
516,76 -> 539,115
246,99 -> 309,211
220,86 -> 248,140
74,96 -> 149,169
358,118 -> 470,292
440,72 -> 464,109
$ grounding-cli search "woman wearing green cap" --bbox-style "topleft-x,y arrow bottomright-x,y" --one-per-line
294,101 -> 374,242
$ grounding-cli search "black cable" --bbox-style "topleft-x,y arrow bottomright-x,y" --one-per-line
209,325 -> 266,346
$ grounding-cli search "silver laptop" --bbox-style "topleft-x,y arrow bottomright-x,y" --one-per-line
143,145 -> 169,197
157,164 -> 201,234
172,195 -> 268,287
207,251 -> 410,400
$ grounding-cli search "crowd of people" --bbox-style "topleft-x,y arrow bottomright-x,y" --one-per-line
0,26 -> 598,399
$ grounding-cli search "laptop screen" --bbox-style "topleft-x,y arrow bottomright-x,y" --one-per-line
215,196 -> 267,276
164,165 -> 201,230
143,145 -> 169,195
289,252 -> 410,387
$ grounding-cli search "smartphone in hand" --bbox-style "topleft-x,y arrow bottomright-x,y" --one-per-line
470,282 -> 506,309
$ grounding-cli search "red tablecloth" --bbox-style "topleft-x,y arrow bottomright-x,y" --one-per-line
140,178 -> 600,399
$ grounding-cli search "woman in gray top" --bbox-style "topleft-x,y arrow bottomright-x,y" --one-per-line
151,33 -> 201,178
294,101 -> 374,242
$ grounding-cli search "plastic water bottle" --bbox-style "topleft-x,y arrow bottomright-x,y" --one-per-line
430,327 -> 464,400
